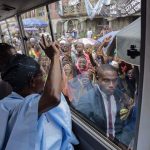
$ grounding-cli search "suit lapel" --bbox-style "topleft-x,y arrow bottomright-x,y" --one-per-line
94,86 -> 107,133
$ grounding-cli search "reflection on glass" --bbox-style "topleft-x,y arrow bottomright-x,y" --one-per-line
0,17 -> 24,54
48,0 -> 140,149
21,6 -> 52,77
0,21 -> 12,45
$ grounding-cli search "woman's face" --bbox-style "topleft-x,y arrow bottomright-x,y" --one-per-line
78,57 -> 87,70
127,69 -> 134,80
63,64 -> 72,76
76,44 -> 84,54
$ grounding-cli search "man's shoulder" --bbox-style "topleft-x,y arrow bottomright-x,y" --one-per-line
114,88 -> 126,103
84,85 -> 102,102
0,92 -> 41,111
0,92 -> 23,112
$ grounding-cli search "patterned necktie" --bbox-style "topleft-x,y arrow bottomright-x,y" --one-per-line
107,96 -> 113,138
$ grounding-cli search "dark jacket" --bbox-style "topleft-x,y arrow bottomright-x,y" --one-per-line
75,85 -> 126,139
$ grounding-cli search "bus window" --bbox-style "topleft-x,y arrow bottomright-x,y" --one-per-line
21,6 -> 52,79
0,21 -> 12,45
5,17 -> 24,54
48,0 -> 141,149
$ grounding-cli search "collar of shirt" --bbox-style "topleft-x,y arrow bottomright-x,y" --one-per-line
96,84 -> 117,137
96,84 -> 109,101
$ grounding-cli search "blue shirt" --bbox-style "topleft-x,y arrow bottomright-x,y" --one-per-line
0,92 -> 78,150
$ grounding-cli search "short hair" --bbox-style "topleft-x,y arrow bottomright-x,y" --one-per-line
74,42 -> 84,49
62,56 -> 72,63
96,64 -> 118,79
0,43 -> 15,57
1,55 -> 40,92
64,42 -> 71,47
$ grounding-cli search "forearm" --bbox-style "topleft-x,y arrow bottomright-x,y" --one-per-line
97,42 -> 105,55
39,55 -> 62,113
45,55 -> 62,99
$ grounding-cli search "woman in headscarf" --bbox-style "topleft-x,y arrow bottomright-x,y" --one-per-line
76,55 -> 89,74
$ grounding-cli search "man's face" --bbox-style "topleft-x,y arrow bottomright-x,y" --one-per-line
98,70 -> 118,95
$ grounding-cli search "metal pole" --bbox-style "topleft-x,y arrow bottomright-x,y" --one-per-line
0,25 -> 5,42
46,4 -> 54,41
16,15 -> 28,55
5,20 -> 13,45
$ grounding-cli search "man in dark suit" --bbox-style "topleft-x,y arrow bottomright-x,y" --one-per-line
75,64 -> 129,144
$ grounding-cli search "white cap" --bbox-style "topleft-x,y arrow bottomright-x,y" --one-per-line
30,38 -> 36,43
111,61 -> 119,69
59,40 -> 66,44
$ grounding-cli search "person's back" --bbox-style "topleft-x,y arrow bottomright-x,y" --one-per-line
0,39 -> 78,150
0,92 -> 40,149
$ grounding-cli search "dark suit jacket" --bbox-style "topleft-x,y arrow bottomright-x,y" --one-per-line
75,85 -> 125,139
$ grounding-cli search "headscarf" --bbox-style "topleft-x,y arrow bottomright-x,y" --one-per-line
76,56 -> 89,74
1,55 -> 40,91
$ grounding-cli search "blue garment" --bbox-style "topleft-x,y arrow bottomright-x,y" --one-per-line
0,92 -> 78,150
0,92 -> 39,150
36,93 -> 79,150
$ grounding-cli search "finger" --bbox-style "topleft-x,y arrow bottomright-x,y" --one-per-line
42,34 -> 52,47
45,37 -> 51,47
39,42 -> 45,50
42,34 -> 47,47
52,43 -> 60,54
54,42 -> 60,49
51,43 -> 58,50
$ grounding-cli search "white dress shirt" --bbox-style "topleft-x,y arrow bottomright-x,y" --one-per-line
97,85 -> 117,137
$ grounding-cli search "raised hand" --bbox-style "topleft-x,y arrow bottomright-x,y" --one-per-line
38,35 -> 62,114
103,35 -> 112,47
39,35 -> 60,60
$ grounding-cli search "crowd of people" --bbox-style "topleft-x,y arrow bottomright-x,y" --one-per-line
0,26 -> 138,149
57,28 -> 137,149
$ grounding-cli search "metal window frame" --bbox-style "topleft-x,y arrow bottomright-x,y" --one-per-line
135,0 -> 150,149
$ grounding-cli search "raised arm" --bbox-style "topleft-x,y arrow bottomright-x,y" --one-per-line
38,36 -> 62,113
97,36 -> 112,54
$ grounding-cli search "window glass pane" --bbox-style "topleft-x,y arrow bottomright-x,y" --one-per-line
8,1 -> 141,149
0,25 -> 2,43
21,6 -> 52,78
49,0 -> 141,149
5,17 -> 24,54
0,35 -> 2,43
0,21 -> 12,44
